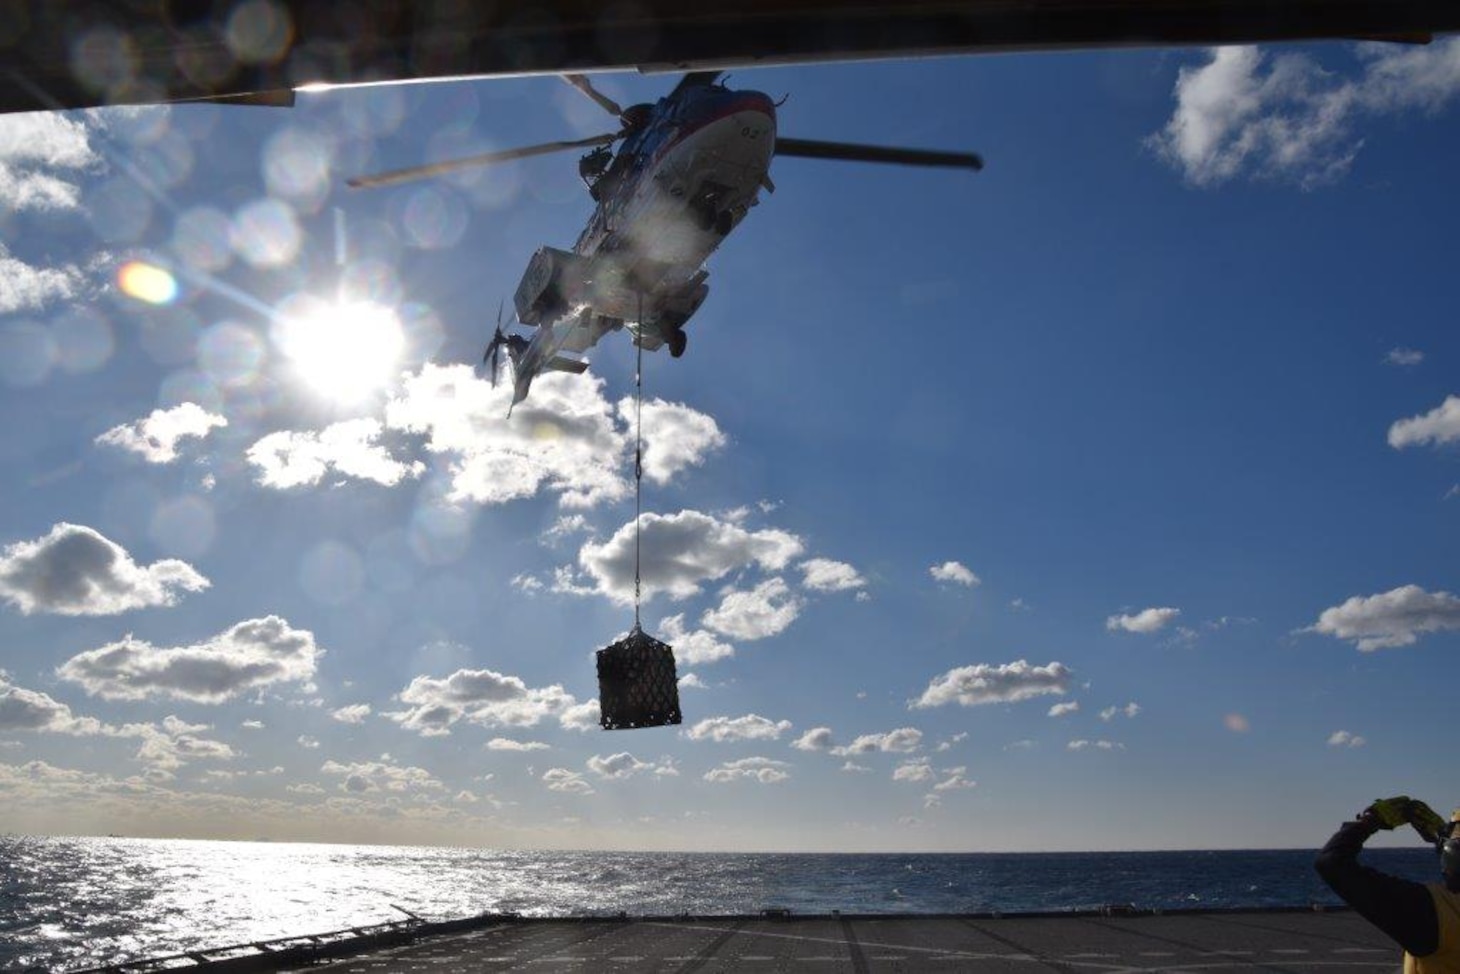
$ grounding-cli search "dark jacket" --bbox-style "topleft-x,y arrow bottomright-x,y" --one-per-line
1315,817 -> 1438,957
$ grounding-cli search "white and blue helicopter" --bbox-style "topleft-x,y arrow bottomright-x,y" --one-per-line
349,72 -> 982,406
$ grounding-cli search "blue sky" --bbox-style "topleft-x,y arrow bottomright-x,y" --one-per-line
1,40 -> 1458,852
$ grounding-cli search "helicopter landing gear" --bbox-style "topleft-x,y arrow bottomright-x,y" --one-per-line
667,325 -> 687,358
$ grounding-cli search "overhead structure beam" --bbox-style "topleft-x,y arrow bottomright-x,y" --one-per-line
1,1 -> 1458,114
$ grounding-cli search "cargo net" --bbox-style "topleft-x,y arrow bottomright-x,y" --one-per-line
597,626 -> 682,730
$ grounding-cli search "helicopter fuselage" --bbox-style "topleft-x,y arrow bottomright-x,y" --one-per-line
508,84 -> 777,398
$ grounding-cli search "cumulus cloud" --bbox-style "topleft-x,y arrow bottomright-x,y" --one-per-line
578,510 -> 803,604
0,523 -> 208,616
248,419 -> 424,488
58,616 -> 322,703
893,759 -> 933,783
658,614 -> 735,666
703,756 -> 790,784
1149,40 -> 1460,188
841,760 -> 872,773
1100,703 -> 1141,722
330,704 -> 371,724
791,727 -> 836,752
933,767 -> 976,792
935,732 -> 968,753
385,366 -> 629,508
0,677 -> 105,736
586,752 -> 652,779
1309,585 -> 1460,650
1048,701 -> 1080,718
0,111 -> 99,212
486,737 -> 549,751
930,561 -> 979,587
1328,730 -> 1367,748
559,699 -> 601,732
96,403 -> 227,464
830,727 -> 923,756
543,767 -> 594,794
618,398 -> 727,483
686,714 -> 792,743
389,667 -> 577,735
799,558 -> 866,593
322,758 -> 443,793
678,673 -> 706,690
0,247 -> 88,312
1388,396 -> 1460,450
1068,739 -> 1124,751
913,661 -> 1071,710
701,578 -> 804,641
132,720 -> 235,772
1107,607 -> 1181,633
1386,347 -> 1424,367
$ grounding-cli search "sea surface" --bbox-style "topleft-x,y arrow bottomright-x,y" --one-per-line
0,836 -> 1438,971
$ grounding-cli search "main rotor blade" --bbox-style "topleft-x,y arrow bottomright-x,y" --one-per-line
347,133 -> 620,189
562,74 -> 624,117
775,137 -> 983,172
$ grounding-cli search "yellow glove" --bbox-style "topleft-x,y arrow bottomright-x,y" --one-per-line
1367,796 -> 1416,830
1409,801 -> 1447,844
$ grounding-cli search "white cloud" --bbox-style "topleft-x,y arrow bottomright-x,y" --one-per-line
0,112 -> 98,212
1106,607 -> 1181,633
384,366 -> 629,508
678,673 -> 706,690
241,720 -> 264,730
0,677 -> 105,736
701,578 -> 804,641
1389,396 -> 1460,450
935,732 -> 968,753
933,767 -> 976,792
559,699 -> 601,733
791,727 -> 835,752
544,515 -> 590,543
913,661 -> 1071,709
1310,585 -> 1460,650
296,736 -> 320,749
830,727 -> 923,756
618,397 -> 727,483
686,714 -> 792,743
586,752 -> 651,779
579,510 -> 803,604
703,756 -> 790,784
1150,40 -> 1460,188
799,558 -> 866,593
0,523 -> 208,616
248,418 -> 424,489
1100,703 -> 1141,722
132,721 -> 235,772
486,737 -> 549,752
1048,701 -> 1080,718
893,759 -> 933,783
330,704 -> 371,724
389,668 -> 577,735
322,758 -> 442,793
930,561 -> 979,587
1068,739 -> 1124,751
511,574 -> 544,594
1386,347 -> 1424,367
58,616 -> 321,703
0,246 -> 90,313
1328,730 -> 1367,749
96,403 -> 227,464
543,767 -> 594,795
841,761 -> 871,773
658,614 -> 735,666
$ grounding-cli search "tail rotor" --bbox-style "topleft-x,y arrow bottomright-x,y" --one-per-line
483,301 -> 510,386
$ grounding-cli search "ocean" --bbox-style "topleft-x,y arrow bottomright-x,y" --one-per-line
0,836 -> 1438,971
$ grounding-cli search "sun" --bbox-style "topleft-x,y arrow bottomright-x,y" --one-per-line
272,298 -> 404,402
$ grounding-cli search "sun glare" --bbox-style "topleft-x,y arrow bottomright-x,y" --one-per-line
272,298 -> 404,402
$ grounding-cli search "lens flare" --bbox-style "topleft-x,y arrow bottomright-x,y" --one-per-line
272,297 -> 404,402
117,261 -> 178,305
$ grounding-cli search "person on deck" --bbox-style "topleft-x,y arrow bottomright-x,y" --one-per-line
1316,796 -> 1460,973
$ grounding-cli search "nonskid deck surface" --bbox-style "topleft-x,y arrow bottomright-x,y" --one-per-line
292,911 -> 1397,973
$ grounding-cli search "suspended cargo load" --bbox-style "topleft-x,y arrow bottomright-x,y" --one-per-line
597,626 -> 681,730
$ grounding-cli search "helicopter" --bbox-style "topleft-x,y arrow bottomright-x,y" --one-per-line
349,71 -> 983,407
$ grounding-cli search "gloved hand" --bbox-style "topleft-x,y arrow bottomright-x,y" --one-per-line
1364,797 -> 1448,843
1408,800 -> 1448,844
1366,796 -> 1418,830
